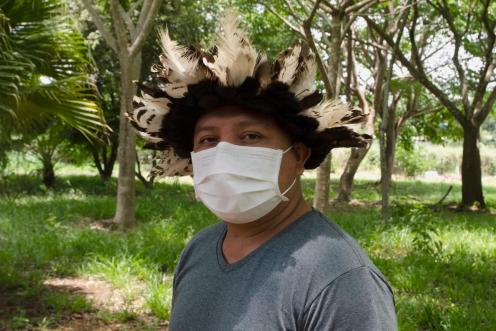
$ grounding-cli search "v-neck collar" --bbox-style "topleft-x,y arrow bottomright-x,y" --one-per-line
216,209 -> 316,273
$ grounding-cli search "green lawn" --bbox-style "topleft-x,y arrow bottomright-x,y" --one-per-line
0,174 -> 495,330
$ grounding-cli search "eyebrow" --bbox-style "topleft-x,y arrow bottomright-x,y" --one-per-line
195,125 -> 217,135
195,119 -> 272,135
236,119 -> 271,129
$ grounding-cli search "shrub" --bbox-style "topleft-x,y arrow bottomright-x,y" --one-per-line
395,146 -> 430,177
392,199 -> 443,258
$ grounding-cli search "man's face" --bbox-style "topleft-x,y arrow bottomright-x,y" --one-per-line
193,106 -> 310,220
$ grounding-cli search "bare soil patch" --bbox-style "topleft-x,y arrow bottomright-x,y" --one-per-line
0,276 -> 168,330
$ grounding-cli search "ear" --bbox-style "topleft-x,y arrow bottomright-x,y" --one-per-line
292,142 -> 311,175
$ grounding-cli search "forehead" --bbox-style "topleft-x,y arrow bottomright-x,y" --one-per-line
194,106 -> 281,132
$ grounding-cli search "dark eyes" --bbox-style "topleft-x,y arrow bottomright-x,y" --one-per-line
241,132 -> 262,141
197,132 -> 264,146
198,136 -> 218,145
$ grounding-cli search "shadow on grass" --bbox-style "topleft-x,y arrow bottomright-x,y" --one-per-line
0,175 -> 118,197
1,174 -> 495,330
0,281 -> 92,330
0,281 -> 161,330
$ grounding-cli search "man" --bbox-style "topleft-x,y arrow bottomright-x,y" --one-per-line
128,10 -> 397,331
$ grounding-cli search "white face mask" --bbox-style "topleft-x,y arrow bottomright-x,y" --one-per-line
191,141 -> 296,224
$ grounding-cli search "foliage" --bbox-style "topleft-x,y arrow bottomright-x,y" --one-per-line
27,122 -> 74,187
236,2 -> 296,59
392,199 -> 443,258
0,0 -> 106,140
395,144 -> 430,177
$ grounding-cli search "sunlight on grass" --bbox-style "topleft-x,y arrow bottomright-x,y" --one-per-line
1,174 -> 495,330
80,254 -> 173,319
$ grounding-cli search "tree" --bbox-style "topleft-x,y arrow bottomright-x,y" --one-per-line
81,0 -> 162,229
264,0 -> 379,211
365,0 -> 496,209
0,0 -> 106,164
335,3 -> 445,220
28,123 -> 73,188
337,28 -> 375,202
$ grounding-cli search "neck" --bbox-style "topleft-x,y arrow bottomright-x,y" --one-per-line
221,183 -> 312,264
225,189 -> 311,240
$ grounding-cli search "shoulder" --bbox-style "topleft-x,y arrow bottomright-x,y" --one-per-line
286,210 -> 376,276
301,266 -> 397,330
173,222 -> 224,275
280,210 -> 394,304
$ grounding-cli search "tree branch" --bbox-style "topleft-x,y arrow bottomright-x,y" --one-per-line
118,2 -> 136,39
264,4 -> 305,37
474,85 -> 496,125
434,0 -> 470,116
110,0 -> 129,53
307,0 -> 322,23
282,0 -> 303,22
321,0 -> 337,12
128,0 -> 144,16
295,0 -> 311,15
81,0 -> 118,53
128,0 -> 162,59
363,14 -> 467,126
303,0 -> 334,95
341,0 -> 381,43
470,0 -> 496,116
136,0 -> 152,33
350,33 -> 371,119
345,0 -> 380,15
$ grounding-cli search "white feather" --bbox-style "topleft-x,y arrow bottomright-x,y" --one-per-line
131,94 -> 170,133
135,94 -> 170,114
151,148 -> 193,177
278,44 -> 302,85
290,55 -> 317,100
164,82 -> 188,98
302,99 -> 351,131
158,28 -> 204,84
203,9 -> 258,86
138,132 -> 163,143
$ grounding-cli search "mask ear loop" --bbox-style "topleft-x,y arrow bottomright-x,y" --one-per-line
280,144 -> 296,202
280,177 -> 297,201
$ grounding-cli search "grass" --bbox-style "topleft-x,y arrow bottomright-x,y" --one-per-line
0,172 -> 495,330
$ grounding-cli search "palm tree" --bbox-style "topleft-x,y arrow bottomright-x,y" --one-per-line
0,0 -> 106,144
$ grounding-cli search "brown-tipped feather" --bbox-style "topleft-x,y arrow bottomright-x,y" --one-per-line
134,81 -> 169,98
254,60 -> 272,90
143,141 -> 170,150
340,107 -> 367,124
305,128 -> 372,169
299,90 -> 323,110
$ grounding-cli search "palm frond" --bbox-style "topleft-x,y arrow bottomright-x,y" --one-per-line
0,0 -> 106,140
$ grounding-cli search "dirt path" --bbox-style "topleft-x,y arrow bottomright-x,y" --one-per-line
0,276 -> 168,330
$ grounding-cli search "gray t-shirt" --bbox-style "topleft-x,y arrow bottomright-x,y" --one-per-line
169,210 -> 397,331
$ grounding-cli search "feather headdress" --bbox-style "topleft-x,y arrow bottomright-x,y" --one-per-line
127,9 -> 371,177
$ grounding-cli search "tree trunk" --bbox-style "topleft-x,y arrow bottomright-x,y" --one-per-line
337,147 -> 370,202
337,103 -> 376,202
461,124 -> 485,209
313,12 -> 341,211
313,154 -> 331,211
42,159 -> 55,188
113,54 -> 141,229
102,138 -> 118,180
92,137 -> 118,181
379,54 -> 395,223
